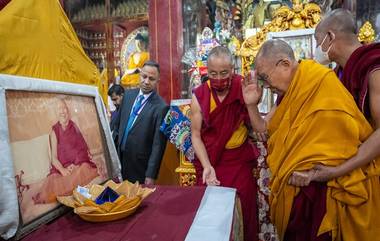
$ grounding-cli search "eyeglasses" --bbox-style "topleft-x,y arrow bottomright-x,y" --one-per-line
256,59 -> 283,88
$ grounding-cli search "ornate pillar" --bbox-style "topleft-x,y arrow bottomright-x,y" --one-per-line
175,152 -> 196,186
149,0 -> 183,103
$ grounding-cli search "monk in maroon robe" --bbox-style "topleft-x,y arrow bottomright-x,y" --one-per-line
33,99 -> 98,204
49,120 -> 95,174
191,46 -> 258,241
340,42 -> 380,120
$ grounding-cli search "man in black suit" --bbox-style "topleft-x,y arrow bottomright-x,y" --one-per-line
114,60 -> 168,185
108,84 -> 124,142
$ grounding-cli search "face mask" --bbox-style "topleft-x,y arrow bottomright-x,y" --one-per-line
314,34 -> 333,65
209,77 -> 231,92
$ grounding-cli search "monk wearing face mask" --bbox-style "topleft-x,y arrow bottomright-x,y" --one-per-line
191,46 -> 259,241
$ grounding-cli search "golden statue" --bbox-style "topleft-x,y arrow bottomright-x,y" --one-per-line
237,34 -> 261,71
239,0 -> 322,75
302,3 -> 322,28
288,0 -> 305,29
268,6 -> 291,32
121,33 -> 149,88
358,21 -> 376,44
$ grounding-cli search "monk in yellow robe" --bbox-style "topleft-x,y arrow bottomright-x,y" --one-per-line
121,33 -> 149,88
242,39 -> 380,241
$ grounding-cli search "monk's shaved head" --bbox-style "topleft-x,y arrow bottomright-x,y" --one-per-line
207,46 -> 234,66
253,39 -> 298,95
256,39 -> 295,64
316,8 -> 356,35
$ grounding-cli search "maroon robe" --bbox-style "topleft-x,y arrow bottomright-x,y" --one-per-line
193,75 -> 259,241
0,0 -> 11,11
284,183 -> 330,241
341,42 -> 380,120
33,120 -> 98,204
50,120 -> 95,174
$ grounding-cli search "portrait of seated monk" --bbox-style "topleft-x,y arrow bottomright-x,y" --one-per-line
33,99 -> 99,204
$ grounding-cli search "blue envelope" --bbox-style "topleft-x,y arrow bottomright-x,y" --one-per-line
95,186 -> 120,205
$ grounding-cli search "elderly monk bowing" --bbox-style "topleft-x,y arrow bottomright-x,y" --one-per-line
242,39 -> 380,241
191,46 -> 258,241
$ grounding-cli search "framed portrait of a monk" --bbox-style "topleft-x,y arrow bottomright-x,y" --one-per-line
0,74 -> 120,240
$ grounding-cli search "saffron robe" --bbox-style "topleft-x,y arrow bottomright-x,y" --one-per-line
267,60 -> 380,241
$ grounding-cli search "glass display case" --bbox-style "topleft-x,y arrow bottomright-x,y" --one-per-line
181,0 -> 204,98
63,0 -> 148,83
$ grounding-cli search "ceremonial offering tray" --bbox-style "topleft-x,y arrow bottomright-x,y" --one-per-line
57,180 -> 155,222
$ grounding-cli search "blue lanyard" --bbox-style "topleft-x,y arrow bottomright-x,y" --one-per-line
133,94 -> 151,115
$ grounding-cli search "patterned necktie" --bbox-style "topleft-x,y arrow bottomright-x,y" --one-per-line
121,95 -> 144,149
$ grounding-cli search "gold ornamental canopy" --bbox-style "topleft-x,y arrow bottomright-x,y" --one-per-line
238,0 -> 322,74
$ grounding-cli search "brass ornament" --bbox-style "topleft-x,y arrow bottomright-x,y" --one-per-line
358,21 -> 376,44
238,0 -> 322,74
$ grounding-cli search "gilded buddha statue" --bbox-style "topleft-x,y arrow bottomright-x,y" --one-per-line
358,21 -> 376,44
269,6 -> 291,32
121,33 -> 149,88
288,0 -> 305,29
302,3 -> 322,28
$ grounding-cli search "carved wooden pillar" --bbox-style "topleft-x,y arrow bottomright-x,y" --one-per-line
175,152 -> 196,186
148,0 -> 187,186
148,0 -> 183,103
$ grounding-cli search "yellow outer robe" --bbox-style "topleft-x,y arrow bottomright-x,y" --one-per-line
0,0 -> 104,100
267,60 -> 380,241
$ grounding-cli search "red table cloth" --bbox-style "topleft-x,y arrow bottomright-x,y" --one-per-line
21,186 -> 206,241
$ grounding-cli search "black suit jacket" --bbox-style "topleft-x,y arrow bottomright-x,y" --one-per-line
114,89 -> 168,183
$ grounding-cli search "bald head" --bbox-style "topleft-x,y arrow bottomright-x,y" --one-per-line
316,8 -> 356,36
207,46 -> 234,66
314,8 -> 360,67
256,39 -> 295,64
254,40 -> 298,95
56,98 -> 70,125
